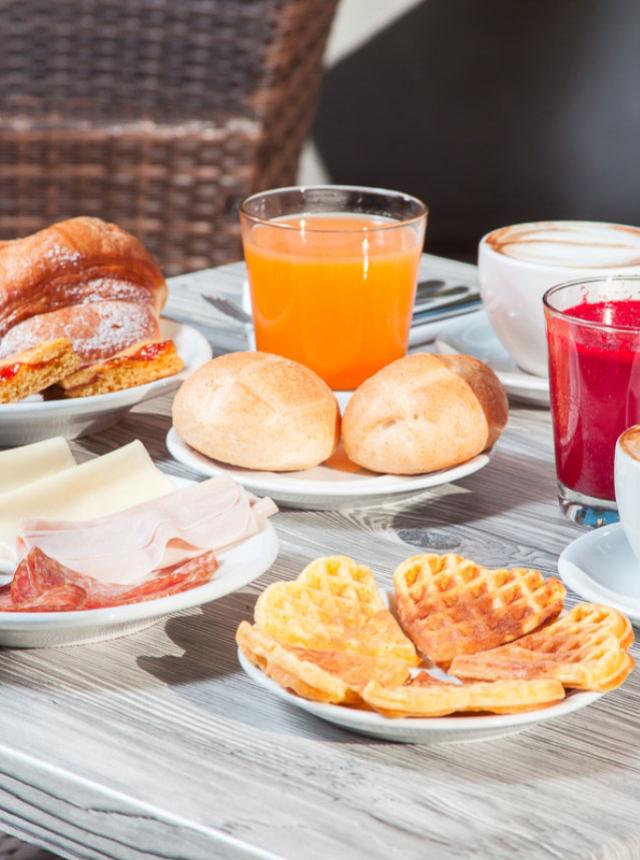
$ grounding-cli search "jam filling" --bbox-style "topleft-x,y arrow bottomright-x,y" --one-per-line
104,341 -> 172,368
0,360 -> 50,383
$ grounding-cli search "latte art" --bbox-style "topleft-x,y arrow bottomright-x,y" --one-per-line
486,221 -> 640,269
620,425 -> 640,462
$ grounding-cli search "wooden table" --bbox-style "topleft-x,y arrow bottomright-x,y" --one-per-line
0,256 -> 638,860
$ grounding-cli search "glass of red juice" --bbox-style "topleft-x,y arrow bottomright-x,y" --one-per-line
544,276 -> 640,527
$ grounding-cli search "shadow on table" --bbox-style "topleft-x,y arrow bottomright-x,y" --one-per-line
384,446 -> 558,537
136,591 -> 380,746
138,591 -> 256,686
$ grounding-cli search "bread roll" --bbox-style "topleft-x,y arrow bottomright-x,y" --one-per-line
173,352 -> 340,471
342,353 -> 508,475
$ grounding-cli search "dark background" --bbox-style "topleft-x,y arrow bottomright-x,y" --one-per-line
313,0 -> 640,260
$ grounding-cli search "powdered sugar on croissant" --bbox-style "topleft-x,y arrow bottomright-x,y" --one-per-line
0,217 -> 167,362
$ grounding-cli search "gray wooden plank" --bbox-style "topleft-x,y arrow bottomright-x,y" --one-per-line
0,255 -> 636,860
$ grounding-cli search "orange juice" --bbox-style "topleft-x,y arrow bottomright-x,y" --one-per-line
242,213 -> 424,389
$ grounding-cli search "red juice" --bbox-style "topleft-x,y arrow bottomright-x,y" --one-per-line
547,299 -> 640,500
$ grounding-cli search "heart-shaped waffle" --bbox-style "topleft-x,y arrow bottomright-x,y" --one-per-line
237,621 -> 411,705
450,603 -> 634,692
394,553 -> 566,665
361,671 -> 565,717
255,555 -> 419,665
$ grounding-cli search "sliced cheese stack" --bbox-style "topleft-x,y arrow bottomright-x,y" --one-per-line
0,439 -> 173,563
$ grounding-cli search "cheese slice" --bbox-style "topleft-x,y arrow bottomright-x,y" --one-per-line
0,437 -> 76,494
0,440 -> 173,563
17,476 -> 277,584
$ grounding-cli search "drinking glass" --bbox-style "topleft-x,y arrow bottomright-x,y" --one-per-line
544,276 -> 640,526
239,185 -> 427,390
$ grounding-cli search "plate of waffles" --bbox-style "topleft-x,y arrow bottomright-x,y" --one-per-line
0,318 -> 212,446
236,554 -> 634,743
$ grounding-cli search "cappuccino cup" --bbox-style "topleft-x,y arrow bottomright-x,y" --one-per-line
615,426 -> 640,562
478,221 -> 640,377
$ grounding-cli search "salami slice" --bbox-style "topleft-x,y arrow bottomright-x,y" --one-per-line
0,547 -> 218,612
83,551 -> 218,609
10,547 -> 80,604
16,584 -> 87,612
0,583 -> 15,611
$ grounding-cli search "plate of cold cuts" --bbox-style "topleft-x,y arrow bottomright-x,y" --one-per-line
0,438 -> 278,647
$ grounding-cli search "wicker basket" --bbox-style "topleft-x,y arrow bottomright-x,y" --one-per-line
0,0 -> 338,274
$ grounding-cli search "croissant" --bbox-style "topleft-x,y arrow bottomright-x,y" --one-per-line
0,217 -> 167,363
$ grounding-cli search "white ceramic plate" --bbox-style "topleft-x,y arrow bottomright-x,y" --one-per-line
238,649 -> 601,744
0,477 -> 278,648
559,522 -> 640,625
0,318 -> 212,446
166,426 -> 491,511
435,310 -> 550,407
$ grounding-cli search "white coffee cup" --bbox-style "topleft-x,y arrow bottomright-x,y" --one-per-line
478,221 -> 640,377
615,425 -> 640,562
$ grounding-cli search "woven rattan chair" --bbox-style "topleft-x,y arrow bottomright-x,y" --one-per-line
0,0 -> 338,274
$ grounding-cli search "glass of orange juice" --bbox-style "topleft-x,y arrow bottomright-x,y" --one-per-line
239,185 -> 427,390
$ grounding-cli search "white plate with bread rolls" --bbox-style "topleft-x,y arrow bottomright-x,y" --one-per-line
0,216 -> 213,445
167,350 -> 508,510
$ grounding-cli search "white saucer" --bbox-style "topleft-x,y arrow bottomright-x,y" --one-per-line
435,310 -> 550,406
166,426 -> 491,511
559,522 -> 640,625
237,649 -> 600,744
0,318 -> 212,446
0,476 -> 278,648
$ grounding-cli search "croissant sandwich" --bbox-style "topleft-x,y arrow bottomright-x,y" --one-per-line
0,217 -> 167,363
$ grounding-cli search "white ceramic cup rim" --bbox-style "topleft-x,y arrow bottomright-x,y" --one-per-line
479,220 -> 640,273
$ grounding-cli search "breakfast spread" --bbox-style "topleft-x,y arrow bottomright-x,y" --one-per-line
237,554 -> 634,718
342,353 -> 508,474
172,351 -> 341,471
0,207 -> 633,749
0,218 -> 184,402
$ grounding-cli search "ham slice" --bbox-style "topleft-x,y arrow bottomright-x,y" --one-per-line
16,476 -> 277,585
0,547 -> 218,612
